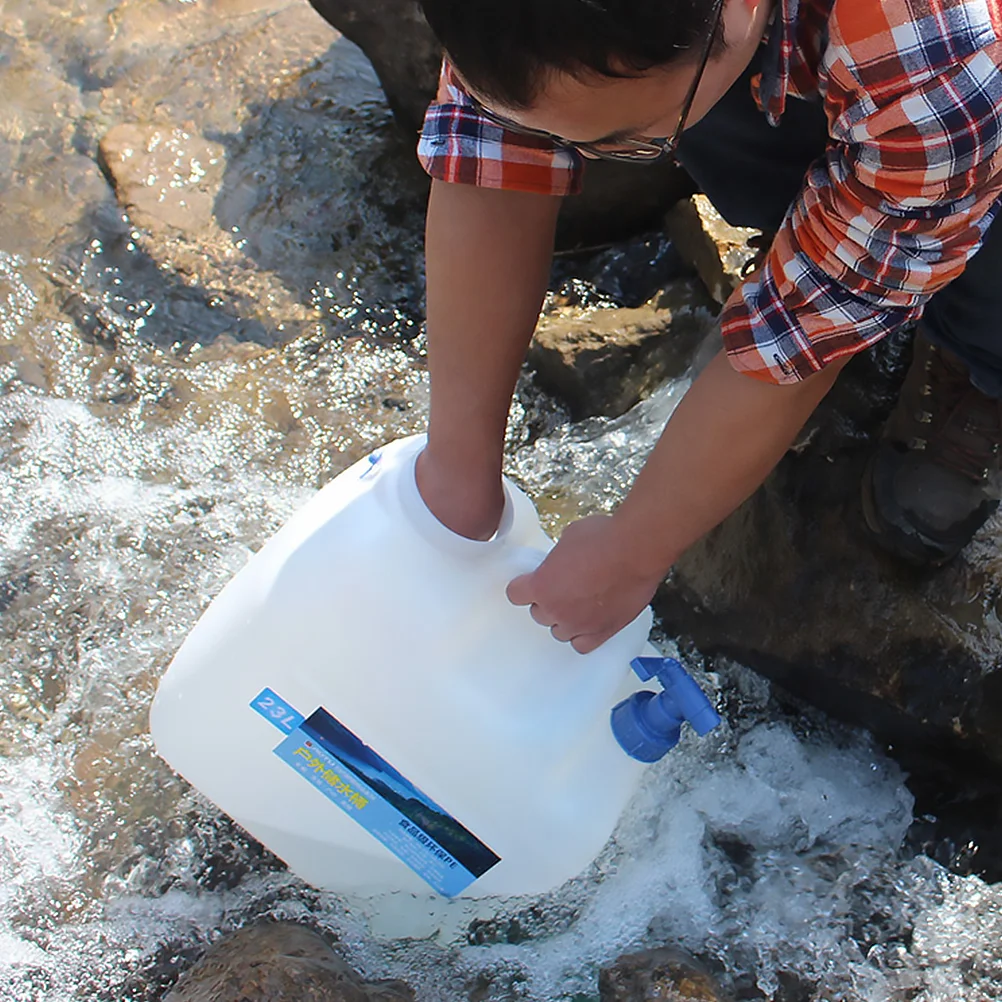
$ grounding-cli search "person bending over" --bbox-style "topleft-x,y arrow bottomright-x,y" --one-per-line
413,0 -> 1002,652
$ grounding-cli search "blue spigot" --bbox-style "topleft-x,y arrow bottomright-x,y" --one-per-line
611,657 -> 722,762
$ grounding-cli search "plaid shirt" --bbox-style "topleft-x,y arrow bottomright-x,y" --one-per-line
418,0 -> 1002,384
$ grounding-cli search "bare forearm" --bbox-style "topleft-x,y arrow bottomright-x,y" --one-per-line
614,350 -> 848,575
419,179 -> 561,536
505,348 -> 849,653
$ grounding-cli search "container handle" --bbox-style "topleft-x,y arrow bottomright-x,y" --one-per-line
504,545 -> 550,580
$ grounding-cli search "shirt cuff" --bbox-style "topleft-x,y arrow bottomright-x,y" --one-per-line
720,255 -> 922,384
417,103 -> 584,197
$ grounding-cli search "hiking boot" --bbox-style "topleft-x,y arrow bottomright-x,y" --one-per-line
861,329 -> 1002,565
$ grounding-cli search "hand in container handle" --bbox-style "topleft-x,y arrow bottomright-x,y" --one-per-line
504,546 -> 550,582
503,546 -> 555,633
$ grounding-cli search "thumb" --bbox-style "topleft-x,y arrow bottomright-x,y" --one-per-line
505,571 -> 535,606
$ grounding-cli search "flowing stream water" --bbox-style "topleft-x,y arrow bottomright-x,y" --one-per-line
2,1 -> 1002,1000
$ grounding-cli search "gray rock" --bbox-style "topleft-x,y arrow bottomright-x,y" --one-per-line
164,921 -> 415,1002
653,329 -> 1002,775
599,946 -> 729,1002
304,0 -> 442,134
302,0 -> 694,248
528,278 -> 716,419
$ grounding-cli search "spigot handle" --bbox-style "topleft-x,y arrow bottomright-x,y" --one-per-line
635,657 -> 722,737
610,657 -> 721,762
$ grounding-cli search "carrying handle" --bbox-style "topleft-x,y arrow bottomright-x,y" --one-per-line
504,545 -> 550,580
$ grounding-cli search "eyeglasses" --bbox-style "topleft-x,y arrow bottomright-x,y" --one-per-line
467,0 -> 725,163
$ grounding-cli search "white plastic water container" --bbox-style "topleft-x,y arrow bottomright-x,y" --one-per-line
150,435 -> 659,898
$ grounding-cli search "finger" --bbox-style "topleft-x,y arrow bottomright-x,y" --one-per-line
550,622 -> 576,643
571,632 -> 610,655
505,573 -> 534,606
529,603 -> 555,627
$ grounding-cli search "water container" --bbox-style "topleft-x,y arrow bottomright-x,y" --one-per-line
150,435 -> 661,898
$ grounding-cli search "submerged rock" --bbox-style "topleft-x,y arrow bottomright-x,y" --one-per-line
99,124 -> 227,238
164,921 -> 415,1002
599,946 -> 729,1001
528,278 -> 716,419
98,121 -> 313,336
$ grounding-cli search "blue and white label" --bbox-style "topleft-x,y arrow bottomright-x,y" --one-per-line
250,687 -> 305,734
249,689 -> 500,897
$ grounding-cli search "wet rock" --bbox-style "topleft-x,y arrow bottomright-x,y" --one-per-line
654,329 -> 1002,783
665,195 -> 761,304
599,946 -> 729,1001
303,0 -> 694,249
99,124 -> 227,236
528,278 -> 716,419
98,120 -> 246,291
550,232 -> 694,309
164,921 -> 415,1002
97,122 -> 313,335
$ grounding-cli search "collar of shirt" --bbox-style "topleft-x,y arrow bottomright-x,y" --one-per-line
757,0 -> 835,125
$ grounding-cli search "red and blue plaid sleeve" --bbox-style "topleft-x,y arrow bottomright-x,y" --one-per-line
417,59 -> 584,197
723,0 -> 1002,383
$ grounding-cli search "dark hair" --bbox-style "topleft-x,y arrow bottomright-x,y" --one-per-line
418,0 -> 726,109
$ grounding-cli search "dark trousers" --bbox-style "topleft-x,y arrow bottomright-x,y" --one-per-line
675,61 -> 1002,399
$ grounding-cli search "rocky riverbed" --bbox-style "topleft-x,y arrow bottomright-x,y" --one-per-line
2,1 -> 1002,1000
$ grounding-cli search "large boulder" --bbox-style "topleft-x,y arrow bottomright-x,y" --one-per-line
302,0 -> 694,248
302,0 -> 441,134
653,328 -> 1002,783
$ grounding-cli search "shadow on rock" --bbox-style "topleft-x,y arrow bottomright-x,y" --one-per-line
94,36 -> 430,352
208,38 -> 429,344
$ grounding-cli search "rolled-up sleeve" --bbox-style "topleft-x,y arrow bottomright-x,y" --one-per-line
417,59 -> 585,197
722,8 -> 1002,383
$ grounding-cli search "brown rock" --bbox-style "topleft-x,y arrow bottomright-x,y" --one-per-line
665,195 -> 761,304
97,122 -> 313,333
99,124 -> 226,236
164,921 -> 415,1002
527,279 -> 717,419
599,946 -> 729,1002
